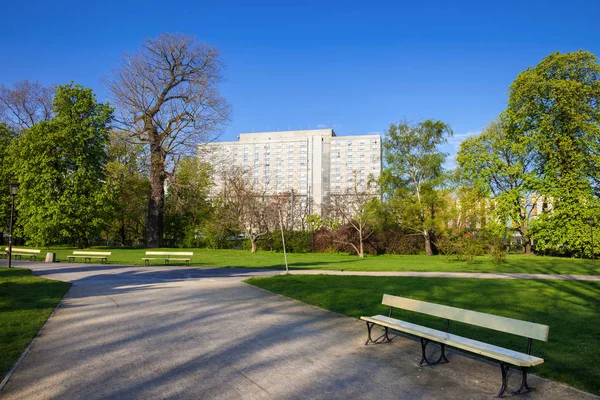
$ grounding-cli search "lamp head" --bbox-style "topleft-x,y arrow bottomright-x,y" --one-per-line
9,182 -> 19,196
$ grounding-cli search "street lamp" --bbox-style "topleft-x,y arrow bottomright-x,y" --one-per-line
588,217 -> 595,261
7,182 -> 19,269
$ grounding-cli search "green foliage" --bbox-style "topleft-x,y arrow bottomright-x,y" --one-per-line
436,233 -> 486,263
259,230 -> 312,253
458,51 -> 600,256
488,236 -> 507,264
529,195 -> 600,257
504,51 -> 600,253
103,131 -> 149,246
506,50 -> 600,196
164,158 -> 213,247
0,123 -> 16,238
457,119 -> 536,252
11,83 -> 113,246
381,119 -> 453,255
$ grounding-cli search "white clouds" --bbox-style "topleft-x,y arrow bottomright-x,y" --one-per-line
444,130 -> 481,170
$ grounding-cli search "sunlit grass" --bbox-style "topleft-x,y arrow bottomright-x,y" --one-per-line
32,246 -> 600,275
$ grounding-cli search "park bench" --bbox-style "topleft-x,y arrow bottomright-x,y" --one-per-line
1,248 -> 41,261
67,251 -> 111,264
361,294 -> 549,397
142,251 -> 193,266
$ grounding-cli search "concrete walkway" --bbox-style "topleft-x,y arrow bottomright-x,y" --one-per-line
1,262 -> 596,399
287,270 -> 600,281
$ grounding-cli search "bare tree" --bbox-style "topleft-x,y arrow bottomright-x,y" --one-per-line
327,172 -> 379,258
0,80 -> 54,131
108,32 -> 231,247
219,167 -> 270,253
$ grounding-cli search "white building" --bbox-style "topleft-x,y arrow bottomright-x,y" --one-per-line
200,129 -> 382,213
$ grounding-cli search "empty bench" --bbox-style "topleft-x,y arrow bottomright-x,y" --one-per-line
1,248 -> 41,261
142,252 -> 193,266
361,294 -> 549,397
68,251 -> 111,264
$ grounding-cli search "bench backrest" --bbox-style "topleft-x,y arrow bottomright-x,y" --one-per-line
382,294 -> 549,341
72,251 -> 112,256
6,248 -> 41,254
145,251 -> 194,256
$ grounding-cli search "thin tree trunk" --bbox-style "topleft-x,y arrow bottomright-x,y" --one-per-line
358,230 -> 365,258
250,238 -> 257,253
147,136 -> 165,248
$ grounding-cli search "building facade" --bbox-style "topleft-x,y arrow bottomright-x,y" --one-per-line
200,129 -> 382,213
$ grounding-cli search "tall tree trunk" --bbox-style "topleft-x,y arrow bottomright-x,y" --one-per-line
119,218 -> 126,247
250,238 -> 257,253
147,137 -> 165,248
523,238 -> 532,254
424,230 -> 433,256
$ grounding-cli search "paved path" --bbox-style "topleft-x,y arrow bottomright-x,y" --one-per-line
287,270 -> 600,281
1,262 -> 596,399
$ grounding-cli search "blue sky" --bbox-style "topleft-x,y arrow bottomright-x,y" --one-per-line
1,0 -> 599,166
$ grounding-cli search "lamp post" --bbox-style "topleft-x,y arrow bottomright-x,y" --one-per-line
589,217 -> 595,261
7,182 -> 19,269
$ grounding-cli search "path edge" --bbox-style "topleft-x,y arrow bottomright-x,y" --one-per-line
0,289 -> 69,392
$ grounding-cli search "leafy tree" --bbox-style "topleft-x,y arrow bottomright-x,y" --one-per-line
529,195 -> 600,257
505,50 -> 600,253
109,32 -> 231,247
104,130 -> 149,246
506,50 -> 600,196
0,123 -> 17,243
164,158 -> 212,247
381,119 -> 453,256
456,119 -> 537,253
12,83 -> 113,247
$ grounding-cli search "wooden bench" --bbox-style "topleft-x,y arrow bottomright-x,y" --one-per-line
361,294 -> 549,397
67,251 -> 111,264
142,251 -> 193,266
2,248 -> 41,261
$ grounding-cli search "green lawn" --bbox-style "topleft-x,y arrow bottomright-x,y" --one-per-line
36,247 -> 600,275
0,268 -> 71,381
245,275 -> 600,395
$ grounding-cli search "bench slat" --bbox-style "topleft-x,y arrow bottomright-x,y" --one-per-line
5,248 -> 41,254
72,251 -> 112,256
382,295 -> 549,341
69,256 -> 108,258
361,315 -> 544,367
144,252 -> 194,256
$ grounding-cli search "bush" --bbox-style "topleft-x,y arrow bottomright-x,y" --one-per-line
436,233 -> 486,263
257,230 -> 312,253
489,237 -> 508,264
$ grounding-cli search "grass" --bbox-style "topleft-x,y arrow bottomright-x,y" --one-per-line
30,246 -> 600,275
0,268 -> 71,381
245,275 -> 600,395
